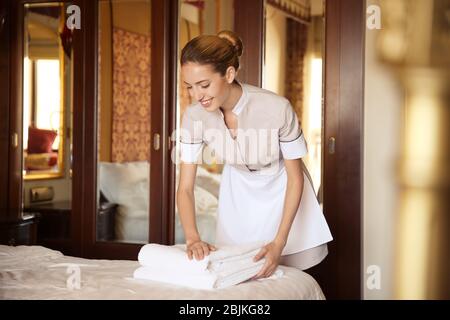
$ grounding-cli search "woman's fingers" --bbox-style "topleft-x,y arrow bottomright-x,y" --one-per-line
254,257 -> 279,279
253,247 -> 267,262
203,243 -> 210,257
254,259 -> 271,279
195,247 -> 203,260
195,244 -> 209,260
187,241 -> 216,260
264,266 -> 276,278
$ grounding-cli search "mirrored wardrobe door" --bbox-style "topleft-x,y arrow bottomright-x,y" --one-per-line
21,2 -> 74,255
96,0 -> 152,244
174,0 -> 235,245
263,0 -> 325,202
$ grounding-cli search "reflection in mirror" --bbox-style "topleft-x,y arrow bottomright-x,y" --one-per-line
97,0 -> 151,244
22,2 -> 70,180
263,0 -> 324,202
22,2 -> 73,246
175,0 -> 234,244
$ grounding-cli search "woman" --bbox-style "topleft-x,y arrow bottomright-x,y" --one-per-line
177,30 -> 332,279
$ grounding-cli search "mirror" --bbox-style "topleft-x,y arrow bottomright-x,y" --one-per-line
22,2 -> 71,181
263,0 -> 325,202
96,0 -> 152,244
21,2 -> 73,244
174,0 -> 234,244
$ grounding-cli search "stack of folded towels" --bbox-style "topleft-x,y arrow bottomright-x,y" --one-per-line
133,243 -> 283,290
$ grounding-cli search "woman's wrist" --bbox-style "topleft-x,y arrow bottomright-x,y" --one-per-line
273,236 -> 287,249
186,234 -> 201,245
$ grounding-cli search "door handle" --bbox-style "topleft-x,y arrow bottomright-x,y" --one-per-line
328,137 -> 336,154
11,132 -> 18,148
153,133 -> 160,151
0,14 -> 5,33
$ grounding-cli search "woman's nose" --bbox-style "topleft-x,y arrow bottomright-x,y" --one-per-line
192,88 -> 204,102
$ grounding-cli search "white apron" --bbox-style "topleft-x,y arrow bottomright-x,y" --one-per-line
215,160 -> 333,258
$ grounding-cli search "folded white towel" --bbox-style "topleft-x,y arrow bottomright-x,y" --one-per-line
134,243 -> 284,289
138,242 -> 264,272
133,266 -> 217,290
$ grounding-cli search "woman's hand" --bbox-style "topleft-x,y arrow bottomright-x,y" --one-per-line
252,241 -> 284,279
186,239 -> 217,261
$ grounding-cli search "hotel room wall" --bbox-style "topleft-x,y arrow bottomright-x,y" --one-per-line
363,2 -> 404,299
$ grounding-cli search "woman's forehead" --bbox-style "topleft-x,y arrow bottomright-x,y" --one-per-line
181,63 -> 217,83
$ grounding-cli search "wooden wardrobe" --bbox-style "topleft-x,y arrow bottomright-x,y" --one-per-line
0,0 -> 365,299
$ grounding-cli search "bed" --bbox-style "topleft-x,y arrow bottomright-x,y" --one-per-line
0,245 -> 325,300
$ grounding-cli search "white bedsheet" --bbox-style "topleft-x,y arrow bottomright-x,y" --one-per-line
0,245 -> 325,300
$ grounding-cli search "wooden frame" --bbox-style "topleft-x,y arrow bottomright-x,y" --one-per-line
234,0 -> 264,86
2,0 -> 75,220
3,0 -> 68,220
325,0 -> 365,299
73,0 -> 177,259
307,0 -> 365,299
22,2 -> 68,181
6,0 -> 24,222
0,0 -> 13,220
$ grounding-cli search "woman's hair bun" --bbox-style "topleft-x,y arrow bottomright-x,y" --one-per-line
217,30 -> 243,58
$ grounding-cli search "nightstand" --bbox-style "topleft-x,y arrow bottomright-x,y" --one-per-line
0,214 -> 39,246
24,201 -> 72,255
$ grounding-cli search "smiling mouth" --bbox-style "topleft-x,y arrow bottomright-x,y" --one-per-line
200,98 -> 213,107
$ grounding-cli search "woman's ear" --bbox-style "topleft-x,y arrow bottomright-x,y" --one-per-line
225,66 -> 237,84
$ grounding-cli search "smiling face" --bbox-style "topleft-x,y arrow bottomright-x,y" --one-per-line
181,62 -> 236,112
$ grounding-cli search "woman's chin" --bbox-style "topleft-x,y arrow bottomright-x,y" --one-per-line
203,104 -> 217,112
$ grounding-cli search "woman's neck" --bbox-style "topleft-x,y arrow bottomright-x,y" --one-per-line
220,82 -> 243,114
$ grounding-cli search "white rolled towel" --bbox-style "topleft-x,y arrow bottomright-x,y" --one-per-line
137,242 -> 265,272
134,243 -> 284,289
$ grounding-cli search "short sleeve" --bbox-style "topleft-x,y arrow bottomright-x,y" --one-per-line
279,102 -> 308,159
179,109 -> 204,163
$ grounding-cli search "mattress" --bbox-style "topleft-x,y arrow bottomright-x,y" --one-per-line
0,245 -> 325,300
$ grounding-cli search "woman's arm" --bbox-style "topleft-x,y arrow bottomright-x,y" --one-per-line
274,158 -> 304,246
177,162 -> 216,260
254,158 -> 304,278
177,163 -> 200,242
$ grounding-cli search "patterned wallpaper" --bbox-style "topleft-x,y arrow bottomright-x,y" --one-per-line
111,28 -> 151,162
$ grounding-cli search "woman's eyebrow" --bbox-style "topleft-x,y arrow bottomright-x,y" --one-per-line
183,80 -> 209,85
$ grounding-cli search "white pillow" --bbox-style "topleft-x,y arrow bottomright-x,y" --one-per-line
99,161 -> 149,219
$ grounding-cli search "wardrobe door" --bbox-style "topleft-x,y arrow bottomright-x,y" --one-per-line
77,0 -> 175,259
2,1 -> 76,254
260,0 -> 365,299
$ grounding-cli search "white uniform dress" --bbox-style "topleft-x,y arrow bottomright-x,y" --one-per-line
180,82 -> 333,270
